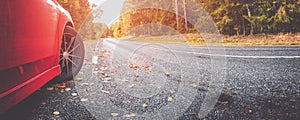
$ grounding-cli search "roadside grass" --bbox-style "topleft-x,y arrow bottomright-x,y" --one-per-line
119,33 -> 300,46
223,33 -> 300,46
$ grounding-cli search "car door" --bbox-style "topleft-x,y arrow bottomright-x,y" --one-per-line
0,0 -> 59,96
0,0 -> 59,70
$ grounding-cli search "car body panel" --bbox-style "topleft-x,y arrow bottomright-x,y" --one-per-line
0,0 -> 74,113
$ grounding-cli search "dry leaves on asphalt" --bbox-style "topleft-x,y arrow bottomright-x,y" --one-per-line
65,88 -> 71,91
246,109 -> 253,113
55,82 -> 67,89
129,64 -> 151,71
167,97 -> 173,102
191,83 -> 198,88
226,89 -> 232,94
102,77 -> 112,81
74,77 -> 82,81
124,113 -> 136,117
53,111 -> 60,115
80,98 -> 88,102
165,72 -> 171,77
47,87 -> 54,91
101,90 -> 110,94
71,93 -> 78,96
143,103 -> 148,107
100,67 -> 107,71
111,113 -> 119,117
134,74 -> 139,77
41,101 -> 46,105
80,83 -> 89,86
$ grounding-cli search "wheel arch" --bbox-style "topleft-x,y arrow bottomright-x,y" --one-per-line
55,12 -> 75,67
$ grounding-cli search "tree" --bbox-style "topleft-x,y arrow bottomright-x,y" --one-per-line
57,0 -> 91,30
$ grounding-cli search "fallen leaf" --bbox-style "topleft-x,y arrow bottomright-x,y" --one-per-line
100,67 -> 107,71
101,90 -> 110,94
111,113 -> 119,117
71,93 -> 78,96
191,83 -> 198,88
53,111 -> 60,115
102,64 -> 107,67
81,98 -> 88,102
93,71 -> 99,75
56,82 -> 67,89
218,101 -> 229,105
128,84 -> 135,88
133,66 -> 139,70
226,89 -> 232,94
289,99 -> 296,102
144,66 -> 151,70
81,83 -> 89,86
103,77 -> 112,81
65,88 -> 71,91
99,54 -> 105,57
165,72 -> 171,77
124,113 -> 136,117
41,102 -> 46,105
60,89 -> 65,93
167,97 -> 173,102
129,64 -> 134,68
246,109 -> 253,113
92,56 -> 98,64
121,79 -> 129,82
143,103 -> 148,107
31,109 -> 36,113
74,77 -> 82,81
47,87 -> 54,91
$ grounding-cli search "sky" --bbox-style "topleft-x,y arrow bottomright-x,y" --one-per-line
88,0 -> 125,27
88,0 -> 106,6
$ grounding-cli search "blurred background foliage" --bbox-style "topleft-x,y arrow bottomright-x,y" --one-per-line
57,0 -> 300,40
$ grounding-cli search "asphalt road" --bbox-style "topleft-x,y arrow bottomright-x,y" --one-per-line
1,39 -> 299,120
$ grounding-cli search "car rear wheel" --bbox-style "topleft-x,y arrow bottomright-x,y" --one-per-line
57,26 -> 84,82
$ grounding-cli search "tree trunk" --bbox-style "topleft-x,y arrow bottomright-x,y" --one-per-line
175,0 -> 179,31
182,0 -> 188,33
243,19 -> 246,36
246,5 -> 253,35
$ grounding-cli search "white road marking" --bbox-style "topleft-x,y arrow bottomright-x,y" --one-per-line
151,48 -> 300,59
194,52 -> 300,59
171,49 -> 300,59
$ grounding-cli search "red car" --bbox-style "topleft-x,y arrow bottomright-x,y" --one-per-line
0,0 -> 84,113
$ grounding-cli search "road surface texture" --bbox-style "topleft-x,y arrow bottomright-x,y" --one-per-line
1,39 -> 299,120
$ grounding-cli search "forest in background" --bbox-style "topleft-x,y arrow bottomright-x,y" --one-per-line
57,0 -> 300,45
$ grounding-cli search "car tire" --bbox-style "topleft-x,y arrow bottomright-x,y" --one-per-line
56,26 -> 84,82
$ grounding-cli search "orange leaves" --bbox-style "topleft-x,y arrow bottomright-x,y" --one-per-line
129,63 -> 151,71
47,82 -> 69,91
55,82 -> 67,89
226,89 -> 232,94
245,109 -> 253,113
